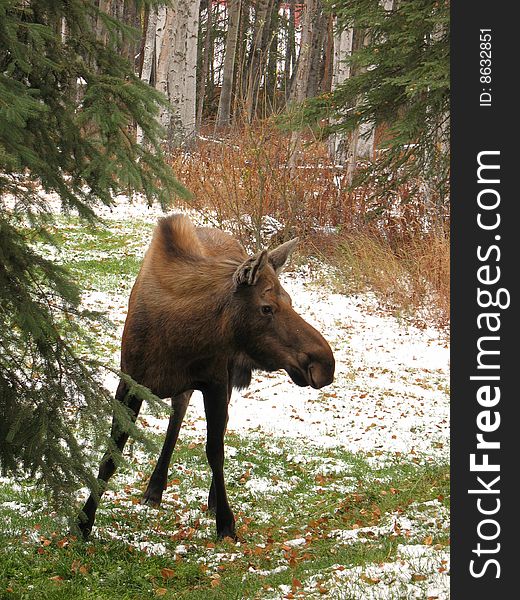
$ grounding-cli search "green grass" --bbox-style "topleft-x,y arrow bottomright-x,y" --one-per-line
0,434 -> 449,599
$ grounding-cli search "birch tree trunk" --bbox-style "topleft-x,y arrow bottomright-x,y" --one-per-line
136,8 -> 159,145
337,0 -> 395,172
344,28 -> 366,183
356,0 -> 395,159
288,0 -> 318,169
197,2 -> 213,128
154,0 -> 201,146
328,22 -> 353,164
216,0 -> 242,128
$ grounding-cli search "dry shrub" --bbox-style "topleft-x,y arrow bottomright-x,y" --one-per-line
335,232 -> 450,324
169,121 -> 350,250
168,121 -> 450,324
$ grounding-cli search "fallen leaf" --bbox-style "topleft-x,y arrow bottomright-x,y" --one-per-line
161,568 -> 175,579
360,574 -> 380,585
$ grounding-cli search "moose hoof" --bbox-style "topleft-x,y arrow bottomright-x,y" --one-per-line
75,518 -> 92,541
141,486 -> 163,507
216,520 -> 237,541
217,528 -> 238,542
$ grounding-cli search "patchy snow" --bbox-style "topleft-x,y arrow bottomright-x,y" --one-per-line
271,544 -> 450,599
330,499 -> 449,546
244,477 -> 293,497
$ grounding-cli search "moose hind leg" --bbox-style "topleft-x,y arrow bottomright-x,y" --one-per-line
142,391 -> 192,507
77,381 -> 142,539
203,384 -> 236,540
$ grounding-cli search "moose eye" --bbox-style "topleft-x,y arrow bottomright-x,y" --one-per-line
261,305 -> 273,316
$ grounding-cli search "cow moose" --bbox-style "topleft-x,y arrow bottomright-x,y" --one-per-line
77,214 -> 335,540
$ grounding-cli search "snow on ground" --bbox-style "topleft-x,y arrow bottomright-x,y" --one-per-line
272,544 -> 450,600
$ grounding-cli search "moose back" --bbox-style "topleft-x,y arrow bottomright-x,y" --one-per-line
78,214 -> 335,540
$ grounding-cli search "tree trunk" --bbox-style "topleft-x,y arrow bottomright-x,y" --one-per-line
328,21 -> 354,164
306,4 -> 326,99
266,0 -> 281,113
288,0 -> 318,170
284,0 -> 296,101
321,14 -> 334,93
96,0 -> 112,46
197,1 -> 213,128
244,0 -> 272,122
344,28 -> 367,182
216,0 -> 242,128
155,0 -> 201,146
136,8 -> 158,145
289,0 -> 318,105
234,0 -> 251,118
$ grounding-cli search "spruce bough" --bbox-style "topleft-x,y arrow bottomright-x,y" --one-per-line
0,0 -> 187,505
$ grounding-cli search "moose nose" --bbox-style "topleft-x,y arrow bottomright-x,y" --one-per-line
307,359 -> 335,389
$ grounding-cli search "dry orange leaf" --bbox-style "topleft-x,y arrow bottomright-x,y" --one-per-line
161,568 -> 175,579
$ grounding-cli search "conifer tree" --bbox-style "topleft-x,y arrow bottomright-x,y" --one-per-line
0,0 -> 187,504
286,0 -> 450,223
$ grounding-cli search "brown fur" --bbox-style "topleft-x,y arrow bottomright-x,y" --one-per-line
78,214 -> 335,540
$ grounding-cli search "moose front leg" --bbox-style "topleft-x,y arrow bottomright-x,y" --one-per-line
203,382 -> 236,540
208,397 -> 231,515
76,380 -> 142,539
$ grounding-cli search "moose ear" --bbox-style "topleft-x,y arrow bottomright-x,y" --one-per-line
268,238 -> 299,273
233,250 -> 269,287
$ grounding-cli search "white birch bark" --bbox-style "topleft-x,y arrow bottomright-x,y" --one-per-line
142,1 -> 200,147
180,0 -> 201,141
137,9 -> 159,145
328,22 -> 353,164
356,0 -> 395,158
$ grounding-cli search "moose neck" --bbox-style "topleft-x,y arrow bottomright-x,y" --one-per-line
143,256 -> 242,350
